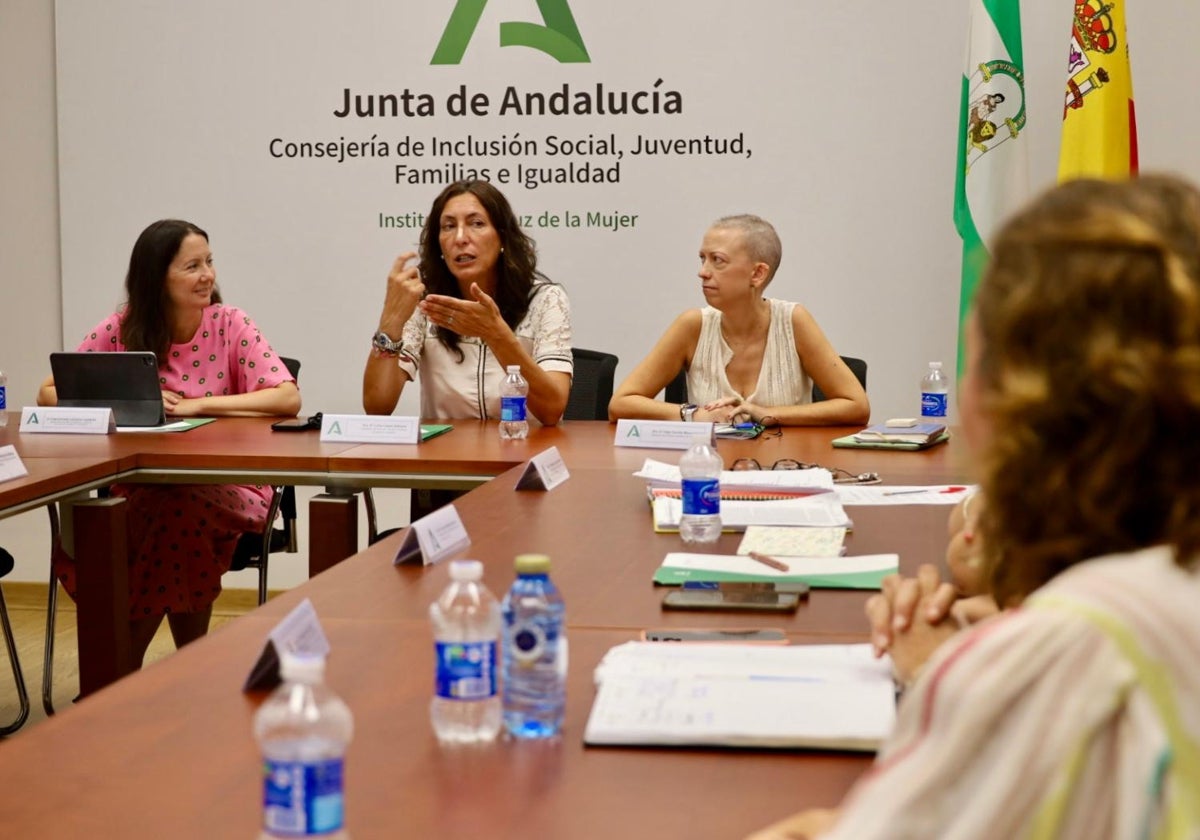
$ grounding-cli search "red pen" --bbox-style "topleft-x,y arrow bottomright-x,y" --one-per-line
883,486 -> 969,496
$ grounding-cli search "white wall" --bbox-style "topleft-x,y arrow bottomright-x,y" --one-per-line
0,0 -> 62,581
4,1 -> 1200,584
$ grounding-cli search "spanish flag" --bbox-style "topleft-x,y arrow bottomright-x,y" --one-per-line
1058,1 -> 1138,180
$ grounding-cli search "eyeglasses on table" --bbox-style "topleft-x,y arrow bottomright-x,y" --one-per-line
730,457 -> 880,485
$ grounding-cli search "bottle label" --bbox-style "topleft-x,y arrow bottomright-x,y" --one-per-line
920,392 -> 948,417
681,477 -> 720,516
262,757 -> 345,836
509,621 -> 548,665
0,384 -> 6,410
500,396 -> 527,422
435,640 -> 498,700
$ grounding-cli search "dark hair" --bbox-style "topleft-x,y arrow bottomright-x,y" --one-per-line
974,176 -> 1200,605
417,181 -> 547,360
119,219 -> 222,362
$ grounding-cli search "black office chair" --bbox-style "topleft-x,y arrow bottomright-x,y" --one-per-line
812,356 -> 868,402
663,369 -> 688,406
662,356 -> 866,406
41,356 -> 303,715
228,356 -> 303,605
367,350 -> 619,543
564,348 -> 618,421
1,547 -> 31,736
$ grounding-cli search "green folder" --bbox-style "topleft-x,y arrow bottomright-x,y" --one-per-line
420,424 -> 453,441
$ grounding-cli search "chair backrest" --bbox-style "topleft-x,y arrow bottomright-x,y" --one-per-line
812,356 -> 868,403
662,356 -> 866,405
564,348 -> 618,421
228,355 -> 303,604
663,369 -> 688,405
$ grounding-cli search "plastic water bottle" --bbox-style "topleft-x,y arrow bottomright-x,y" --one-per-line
254,652 -> 353,840
920,361 -> 949,419
499,365 -> 528,440
679,434 -> 723,544
429,559 -> 502,744
0,369 -> 7,427
502,553 -> 566,739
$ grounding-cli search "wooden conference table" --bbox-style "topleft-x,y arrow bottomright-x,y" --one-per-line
0,415 -> 972,838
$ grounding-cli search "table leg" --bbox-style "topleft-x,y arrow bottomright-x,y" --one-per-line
309,492 -> 358,577
74,497 -> 134,696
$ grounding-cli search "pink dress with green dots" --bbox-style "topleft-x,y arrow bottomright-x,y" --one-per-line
54,304 -> 296,618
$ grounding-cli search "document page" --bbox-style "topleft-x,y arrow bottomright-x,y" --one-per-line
585,642 -> 895,751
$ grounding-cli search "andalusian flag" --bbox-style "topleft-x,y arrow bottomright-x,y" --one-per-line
953,0 -> 1029,372
1059,0 -> 1138,180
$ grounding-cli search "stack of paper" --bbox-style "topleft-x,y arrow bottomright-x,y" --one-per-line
633,459 -> 834,494
832,424 -> 950,451
853,422 -> 946,445
651,493 -> 850,532
653,551 -> 898,589
584,642 -> 896,751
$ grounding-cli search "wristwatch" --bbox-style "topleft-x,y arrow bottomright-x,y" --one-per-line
680,403 -> 698,422
372,330 -> 403,356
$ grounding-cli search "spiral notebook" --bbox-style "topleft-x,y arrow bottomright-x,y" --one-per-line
651,495 -> 851,532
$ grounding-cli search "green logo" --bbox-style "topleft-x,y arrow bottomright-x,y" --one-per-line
328,421 -> 342,436
432,0 -> 591,64
626,425 -> 639,437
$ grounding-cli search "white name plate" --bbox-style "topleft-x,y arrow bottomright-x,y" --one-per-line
243,598 -> 331,691
614,419 -> 715,450
515,445 -> 570,491
394,503 -> 471,566
19,406 -> 115,435
0,445 -> 30,484
320,413 -> 419,444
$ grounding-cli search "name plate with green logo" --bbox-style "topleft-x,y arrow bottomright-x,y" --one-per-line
319,413 -> 419,444
614,419 -> 715,451
19,406 -> 115,435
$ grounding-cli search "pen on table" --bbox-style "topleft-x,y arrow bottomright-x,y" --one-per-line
883,486 -> 968,496
748,551 -> 790,572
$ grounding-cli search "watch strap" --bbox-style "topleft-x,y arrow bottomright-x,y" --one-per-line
372,330 -> 404,355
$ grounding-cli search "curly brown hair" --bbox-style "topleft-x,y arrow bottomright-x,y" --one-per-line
972,175 -> 1200,606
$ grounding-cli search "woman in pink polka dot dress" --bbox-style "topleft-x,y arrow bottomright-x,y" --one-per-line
38,219 -> 301,666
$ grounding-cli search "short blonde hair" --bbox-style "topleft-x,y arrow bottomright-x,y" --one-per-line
711,214 -> 782,283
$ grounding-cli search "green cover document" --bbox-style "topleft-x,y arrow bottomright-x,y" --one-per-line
653,552 -> 898,590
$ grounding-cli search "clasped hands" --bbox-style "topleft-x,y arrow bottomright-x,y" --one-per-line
696,395 -> 766,424
867,564 -> 999,686
379,252 -> 504,341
